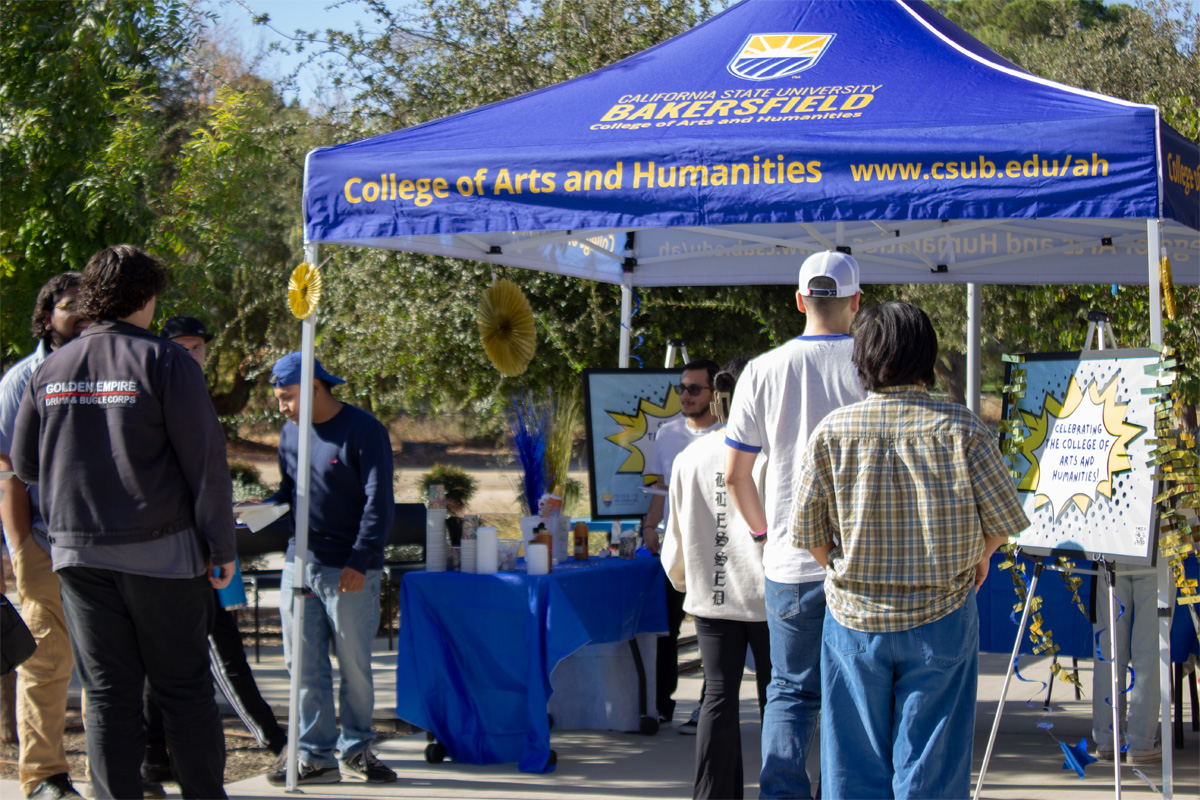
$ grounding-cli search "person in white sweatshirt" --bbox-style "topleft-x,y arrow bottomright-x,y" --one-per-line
661,358 -> 769,800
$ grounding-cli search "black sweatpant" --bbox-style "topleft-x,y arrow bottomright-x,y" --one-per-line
145,597 -> 286,769
656,579 -> 689,719
58,567 -> 226,800
692,615 -> 770,800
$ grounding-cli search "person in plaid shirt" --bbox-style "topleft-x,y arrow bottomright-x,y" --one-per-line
793,301 -> 1029,800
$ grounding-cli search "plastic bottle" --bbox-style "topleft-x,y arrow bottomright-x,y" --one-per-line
573,521 -> 589,561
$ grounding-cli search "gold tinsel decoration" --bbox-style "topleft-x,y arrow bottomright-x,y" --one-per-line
287,262 -> 322,320
478,278 -> 536,377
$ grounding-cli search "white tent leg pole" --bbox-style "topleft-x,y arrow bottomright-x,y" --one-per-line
618,279 -> 632,368
1147,219 -> 1173,799
967,283 -> 981,414
285,243 -> 320,792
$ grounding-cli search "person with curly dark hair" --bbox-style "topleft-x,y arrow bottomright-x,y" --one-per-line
1,271 -> 87,799
27,272 -> 88,348
77,243 -> 168,323
11,245 -> 236,800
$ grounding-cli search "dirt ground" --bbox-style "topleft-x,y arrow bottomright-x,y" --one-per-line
0,610 -> 411,786
0,717 -> 407,786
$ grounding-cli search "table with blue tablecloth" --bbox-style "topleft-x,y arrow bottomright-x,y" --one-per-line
395,556 -> 668,773
976,551 -> 1199,665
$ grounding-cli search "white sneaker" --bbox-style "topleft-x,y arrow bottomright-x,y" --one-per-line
1127,745 -> 1161,764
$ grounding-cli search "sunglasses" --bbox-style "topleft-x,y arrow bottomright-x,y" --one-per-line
676,383 -> 711,396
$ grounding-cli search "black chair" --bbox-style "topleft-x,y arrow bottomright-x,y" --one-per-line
381,503 -> 428,649
237,502 -> 428,661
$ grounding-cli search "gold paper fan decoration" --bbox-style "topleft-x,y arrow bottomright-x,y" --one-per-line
1160,255 -> 1176,321
288,262 -> 322,320
478,278 -> 536,377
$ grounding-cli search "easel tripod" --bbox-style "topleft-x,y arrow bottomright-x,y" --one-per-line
973,312 -> 1173,800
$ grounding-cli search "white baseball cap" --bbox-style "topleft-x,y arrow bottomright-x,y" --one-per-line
798,251 -> 860,297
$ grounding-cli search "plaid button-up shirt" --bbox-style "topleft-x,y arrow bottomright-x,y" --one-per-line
792,385 -> 1029,633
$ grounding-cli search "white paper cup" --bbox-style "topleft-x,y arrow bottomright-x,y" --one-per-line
526,543 -> 550,575
476,526 -> 499,574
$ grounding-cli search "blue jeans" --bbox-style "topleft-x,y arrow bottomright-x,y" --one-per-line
280,561 -> 382,768
821,600 -> 979,800
760,578 -> 826,799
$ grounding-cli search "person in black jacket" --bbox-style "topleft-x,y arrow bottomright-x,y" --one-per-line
11,245 -> 236,800
139,317 -> 288,788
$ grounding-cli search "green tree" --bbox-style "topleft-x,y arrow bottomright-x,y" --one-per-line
150,82 -> 317,415
940,0 -> 1200,407
0,0 -> 202,363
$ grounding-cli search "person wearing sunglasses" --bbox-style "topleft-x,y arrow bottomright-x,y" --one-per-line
0,272 -> 89,800
640,359 -> 721,733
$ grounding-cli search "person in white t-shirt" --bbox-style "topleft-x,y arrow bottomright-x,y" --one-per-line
640,359 -> 722,730
662,357 -> 770,799
724,251 -> 865,800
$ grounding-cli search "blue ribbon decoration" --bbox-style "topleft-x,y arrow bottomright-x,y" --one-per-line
623,290 -> 644,368
1061,737 -> 1098,779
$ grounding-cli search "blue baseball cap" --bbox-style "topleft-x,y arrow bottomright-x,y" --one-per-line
270,352 -> 346,388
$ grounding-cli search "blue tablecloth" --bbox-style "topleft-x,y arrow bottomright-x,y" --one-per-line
977,551 -> 1199,663
395,557 -> 667,773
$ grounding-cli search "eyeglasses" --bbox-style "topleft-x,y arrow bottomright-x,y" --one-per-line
675,383 -> 711,396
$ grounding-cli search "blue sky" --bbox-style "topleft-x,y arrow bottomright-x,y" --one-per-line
203,0 -> 405,107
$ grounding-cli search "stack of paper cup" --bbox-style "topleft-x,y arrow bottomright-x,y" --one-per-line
461,514 -> 479,574
425,508 -> 447,572
475,526 -> 499,574
426,484 -> 447,572
526,543 -> 550,575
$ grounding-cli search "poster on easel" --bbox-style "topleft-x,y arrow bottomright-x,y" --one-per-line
1001,349 -> 1159,565
582,368 -> 682,520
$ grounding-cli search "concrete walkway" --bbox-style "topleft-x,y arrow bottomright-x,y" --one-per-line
4,631 -> 1196,798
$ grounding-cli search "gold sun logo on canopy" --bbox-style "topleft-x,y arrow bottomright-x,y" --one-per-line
287,262 -> 322,320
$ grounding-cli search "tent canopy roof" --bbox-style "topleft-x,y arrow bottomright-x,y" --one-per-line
303,0 -> 1199,287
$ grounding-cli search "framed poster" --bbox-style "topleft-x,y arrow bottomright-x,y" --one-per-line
1001,349 -> 1159,564
582,369 -> 683,520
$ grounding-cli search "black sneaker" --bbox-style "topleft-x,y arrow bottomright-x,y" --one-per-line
27,774 -> 81,799
265,753 -> 341,786
141,778 -> 166,800
677,706 -> 700,735
140,760 -> 173,784
341,748 -> 398,784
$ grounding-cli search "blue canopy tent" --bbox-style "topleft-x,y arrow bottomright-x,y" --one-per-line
301,0 -> 1197,393
279,0 -> 1198,784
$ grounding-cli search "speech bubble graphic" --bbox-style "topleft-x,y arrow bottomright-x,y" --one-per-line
1018,373 -> 1145,520
604,385 -> 680,480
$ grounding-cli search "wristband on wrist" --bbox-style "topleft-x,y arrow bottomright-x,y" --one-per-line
749,527 -> 768,543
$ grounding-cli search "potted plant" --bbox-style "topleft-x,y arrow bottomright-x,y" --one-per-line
418,464 -> 478,545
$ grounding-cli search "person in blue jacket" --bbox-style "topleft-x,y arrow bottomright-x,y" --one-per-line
264,352 -> 397,786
